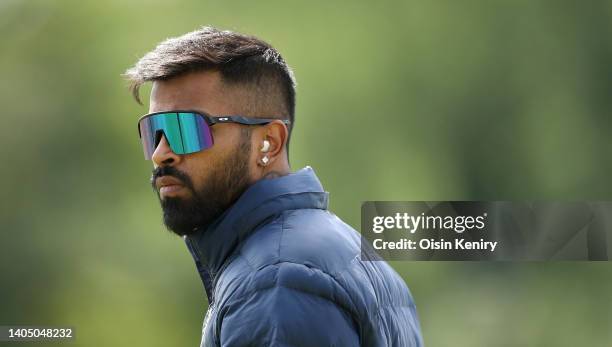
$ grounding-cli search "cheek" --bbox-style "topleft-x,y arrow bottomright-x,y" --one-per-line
182,151 -> 217,188
210,126 -> 249,160
183,139 -> 233,187
186,126 -> 253,181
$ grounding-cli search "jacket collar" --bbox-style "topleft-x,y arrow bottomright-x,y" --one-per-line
183,166 -> 329,284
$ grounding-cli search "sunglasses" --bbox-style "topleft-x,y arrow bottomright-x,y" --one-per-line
137,110 -> 290,160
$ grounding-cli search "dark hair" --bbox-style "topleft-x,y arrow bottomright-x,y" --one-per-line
124,26 -> 296,151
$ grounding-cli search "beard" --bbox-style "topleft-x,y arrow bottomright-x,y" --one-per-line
151,131 -> 253,236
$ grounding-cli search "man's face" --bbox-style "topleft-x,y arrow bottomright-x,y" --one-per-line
148,70 -> 256,236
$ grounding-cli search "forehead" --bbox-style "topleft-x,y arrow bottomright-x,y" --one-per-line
149,70 -> 237,115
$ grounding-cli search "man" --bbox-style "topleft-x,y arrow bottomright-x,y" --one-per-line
124,26 -> 423,347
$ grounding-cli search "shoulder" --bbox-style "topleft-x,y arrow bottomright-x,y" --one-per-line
214,209 -> 423,345
217,260 -> 361,346
240,208 -> 362,273
213,209 -> 360,308
217,208 -> 416,312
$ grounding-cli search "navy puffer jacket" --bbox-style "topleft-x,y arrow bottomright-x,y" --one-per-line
184,167 -> 423,346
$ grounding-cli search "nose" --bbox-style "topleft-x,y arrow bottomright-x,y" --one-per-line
151,133 -> 181,167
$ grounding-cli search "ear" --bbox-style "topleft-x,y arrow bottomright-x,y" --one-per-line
255,120 -> 288,166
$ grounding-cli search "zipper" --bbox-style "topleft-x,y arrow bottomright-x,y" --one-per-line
184,236 -> 214,304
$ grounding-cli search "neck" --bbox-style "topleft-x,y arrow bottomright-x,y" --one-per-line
261,159 -> 291,180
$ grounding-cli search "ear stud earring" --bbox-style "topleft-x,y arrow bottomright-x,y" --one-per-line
261,156 -> 269,165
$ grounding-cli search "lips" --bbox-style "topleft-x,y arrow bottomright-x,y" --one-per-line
155,176 -> 184,191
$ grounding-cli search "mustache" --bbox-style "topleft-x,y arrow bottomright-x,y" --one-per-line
150,166 -> 195,192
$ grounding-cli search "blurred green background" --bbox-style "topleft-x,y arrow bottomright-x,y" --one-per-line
1,0 -> 611,346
